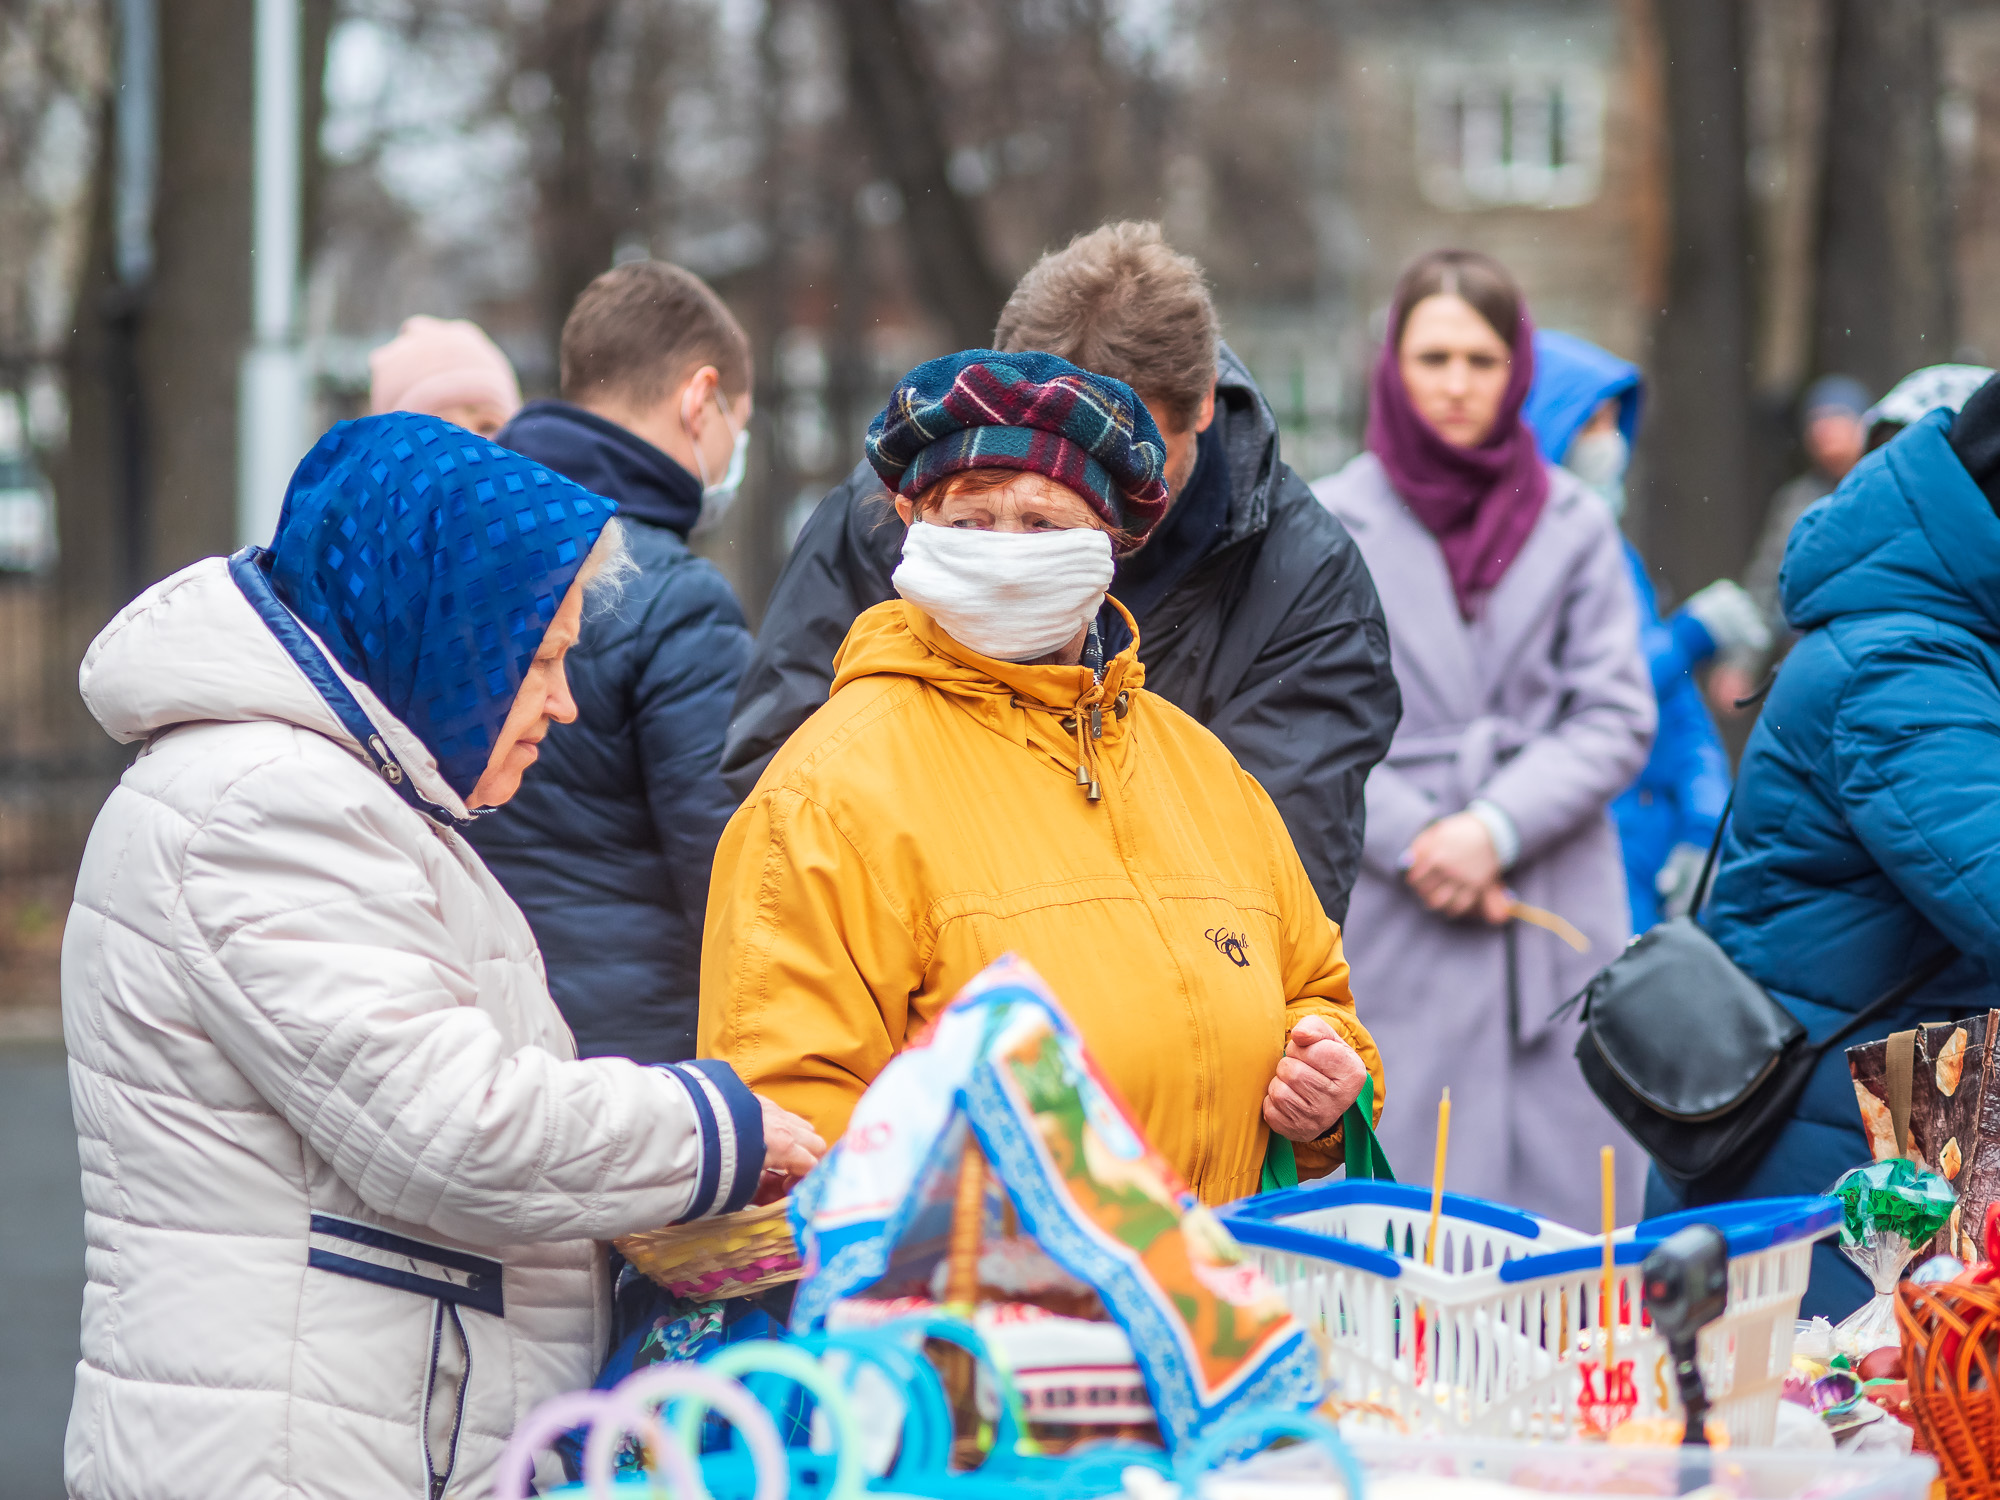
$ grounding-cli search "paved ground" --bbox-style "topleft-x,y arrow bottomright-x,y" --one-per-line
0,1042 -> 80,1500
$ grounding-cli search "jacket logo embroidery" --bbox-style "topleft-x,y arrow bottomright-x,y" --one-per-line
1206,928 -> 1250,967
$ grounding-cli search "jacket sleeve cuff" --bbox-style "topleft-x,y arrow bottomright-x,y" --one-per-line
1667,608 -> 1717,670
655,1060 -> 766,1220
1465,798 -> 1522,871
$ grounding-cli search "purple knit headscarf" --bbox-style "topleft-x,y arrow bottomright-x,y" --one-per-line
1366,296 -> 1548,619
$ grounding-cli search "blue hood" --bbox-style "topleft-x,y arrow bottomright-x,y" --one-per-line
1780,407 -> 2000,642
1522,330 -> 1642,465
499,400 -> 703,537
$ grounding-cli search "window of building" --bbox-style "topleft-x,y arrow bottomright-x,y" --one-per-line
1416,65 -> 1605,210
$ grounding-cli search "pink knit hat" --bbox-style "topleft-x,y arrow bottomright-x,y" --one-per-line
367,315 -> 522,422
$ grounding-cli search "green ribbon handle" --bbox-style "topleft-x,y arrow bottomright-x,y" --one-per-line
1259,1074 -> 1393,1194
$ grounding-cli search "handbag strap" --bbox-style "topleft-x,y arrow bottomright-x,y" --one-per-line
1689,787 -> 1736,919
1687,763 -> 1956,1036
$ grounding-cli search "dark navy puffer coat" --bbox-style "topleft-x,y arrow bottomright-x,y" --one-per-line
1645,408 -> 2000,1317
464,401 -> 751,1063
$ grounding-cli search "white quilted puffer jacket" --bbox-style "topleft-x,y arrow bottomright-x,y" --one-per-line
62,555 -> 764,1500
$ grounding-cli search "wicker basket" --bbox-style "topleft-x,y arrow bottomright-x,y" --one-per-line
614,1199 -> 802,1301
1896,1278 -> 2000,1500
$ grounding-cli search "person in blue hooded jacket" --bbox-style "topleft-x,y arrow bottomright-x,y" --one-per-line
462,262 -> 754,1064
1645,374 -> 2000,1318
1523,332 -> 1763,928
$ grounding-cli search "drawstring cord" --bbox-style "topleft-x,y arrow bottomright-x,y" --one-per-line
1012,623 -> 1129,803
1075,622 -> 1106,800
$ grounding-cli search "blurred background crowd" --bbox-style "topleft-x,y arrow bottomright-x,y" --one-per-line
2,0 -> 2000,1023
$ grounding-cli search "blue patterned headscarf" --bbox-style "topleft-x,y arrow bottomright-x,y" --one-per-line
267,412 -> 617,798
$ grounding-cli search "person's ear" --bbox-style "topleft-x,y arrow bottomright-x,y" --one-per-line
894,497 -> 914,525
677,365 -> 723,436
1193,385 -> 1218,435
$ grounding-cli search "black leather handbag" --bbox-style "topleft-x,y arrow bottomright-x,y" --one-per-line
1568,802 -> 1958,1204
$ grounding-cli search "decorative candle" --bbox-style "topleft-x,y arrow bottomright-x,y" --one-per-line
1601,1144 -> 1617,1372
1425,1089 -> 1451,1267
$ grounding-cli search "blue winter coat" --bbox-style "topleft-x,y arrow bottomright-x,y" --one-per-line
1523,331 -> 1731,930
1616,545 -> 1732,929
463,402 -> 752,1063
1644,409 -> 2000,1316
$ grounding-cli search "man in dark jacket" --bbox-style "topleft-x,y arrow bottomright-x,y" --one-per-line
467,261 -> 754,1062
722,222 -> 1399,925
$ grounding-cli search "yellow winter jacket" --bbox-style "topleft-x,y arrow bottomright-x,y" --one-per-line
698,600 -> 1384,1205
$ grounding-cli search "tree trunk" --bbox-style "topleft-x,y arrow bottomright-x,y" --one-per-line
738,0 -> 800,624
1812,0 -> 1954,394
59,0 -> 330,649
301,0 -> 336,258
1638,0 -> 1755,595
532,0 -> 619,368
837,0 -> 1007,348
52,92 -> 130,747
57,0 -> 253,622
135,0 -> 253,580
826,109 -> 876,464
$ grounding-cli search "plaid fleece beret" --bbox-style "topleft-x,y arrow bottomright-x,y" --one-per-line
865,349 -> 1170,548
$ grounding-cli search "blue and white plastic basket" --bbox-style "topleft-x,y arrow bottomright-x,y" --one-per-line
1218,1182 -> 1840,1445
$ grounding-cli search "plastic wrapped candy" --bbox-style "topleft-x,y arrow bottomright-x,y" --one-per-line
1830,1158 -> 1956,1354
1910,1252 -> 1966,1286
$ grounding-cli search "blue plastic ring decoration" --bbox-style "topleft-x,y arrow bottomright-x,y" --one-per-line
606,1364 -> 788,1500
688,1342 -> 867,1500
789,1328 -> 953,1479
1175,1409 -> 1365,1500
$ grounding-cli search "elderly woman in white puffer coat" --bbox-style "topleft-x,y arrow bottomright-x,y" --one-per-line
61,412 -> 823,1500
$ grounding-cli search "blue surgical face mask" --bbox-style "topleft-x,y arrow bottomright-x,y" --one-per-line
1565,428 -> 1630,520
692,396 -> 749,534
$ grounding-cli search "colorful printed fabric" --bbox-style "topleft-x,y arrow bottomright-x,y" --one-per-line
865,350 -> 1170,547
788,954 -> 1322,1452
267,412 -> 616,798
567,1294 -> 777,1478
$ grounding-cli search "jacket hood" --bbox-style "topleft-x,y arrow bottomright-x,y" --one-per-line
1781,408 -> 2000,641
830,599 -> 1146,787
500,400 -> 702,536
1522,329 -> 1642,464
1213,341 -> 1289,544
81,555 -> 472,819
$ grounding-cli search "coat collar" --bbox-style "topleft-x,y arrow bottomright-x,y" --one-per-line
833,598 -> 1147,798
1334,455 -> 1602,715
498,400 -> 703,537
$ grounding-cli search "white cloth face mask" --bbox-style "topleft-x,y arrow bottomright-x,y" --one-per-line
691,401 -> 750,533
1565,428 -> 1630,520
891,520 -> 1115,663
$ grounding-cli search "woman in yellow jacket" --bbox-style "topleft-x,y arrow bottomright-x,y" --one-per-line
700,350 -> 1383,1205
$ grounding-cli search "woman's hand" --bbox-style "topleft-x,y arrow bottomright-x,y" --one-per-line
752,1095 -> 827,1205
1263,1015 -> 1370,1143
1406,812 -> 1502,918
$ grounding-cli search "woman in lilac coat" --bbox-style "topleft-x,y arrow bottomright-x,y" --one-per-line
1312,251 -> 1654,1229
